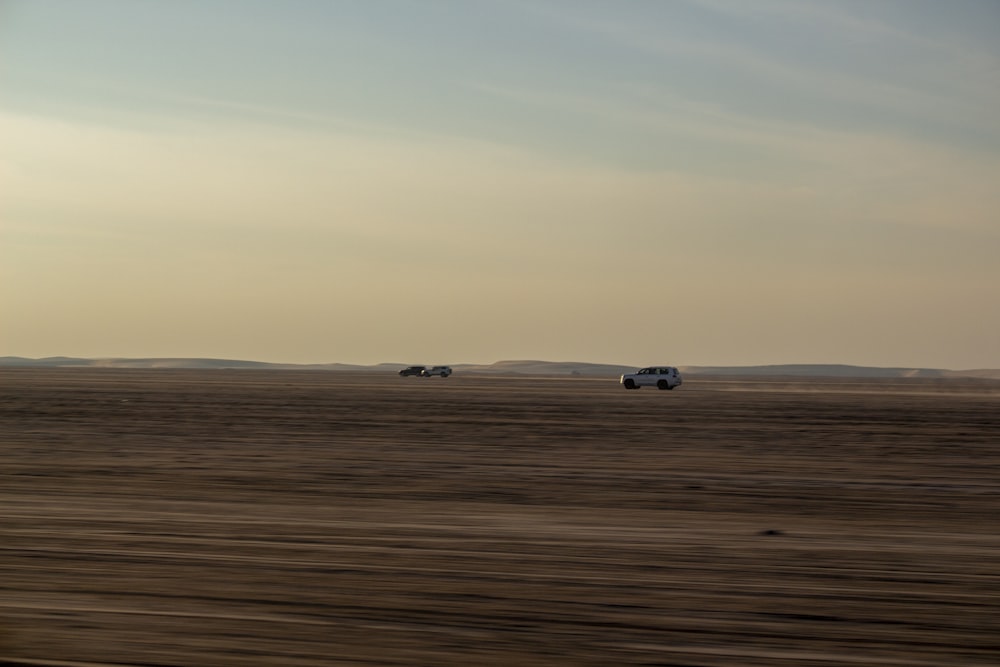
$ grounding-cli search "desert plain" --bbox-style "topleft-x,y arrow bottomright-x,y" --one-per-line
1,368 -> 998,666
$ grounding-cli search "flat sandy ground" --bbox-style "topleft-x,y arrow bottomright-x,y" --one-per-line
1,369 -> 998,667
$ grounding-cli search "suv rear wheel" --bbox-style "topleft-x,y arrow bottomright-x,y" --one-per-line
657,380 -> 670,390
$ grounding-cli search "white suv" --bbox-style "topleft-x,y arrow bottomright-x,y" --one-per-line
422,366 -> 453,377
620,366 -> 682,390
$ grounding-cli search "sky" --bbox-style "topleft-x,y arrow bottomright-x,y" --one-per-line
2,0 -> 999,369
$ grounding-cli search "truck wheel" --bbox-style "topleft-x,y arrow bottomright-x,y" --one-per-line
657,380 -> 669,390
623,379 -> 636,389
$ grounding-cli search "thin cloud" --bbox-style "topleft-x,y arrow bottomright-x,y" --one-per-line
523,0 -> 999,143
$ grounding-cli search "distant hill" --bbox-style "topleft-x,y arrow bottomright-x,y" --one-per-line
680,364 -> 954,378
0,356 -> 371,371
454,360 -> 634,377
2,357 -> 998,379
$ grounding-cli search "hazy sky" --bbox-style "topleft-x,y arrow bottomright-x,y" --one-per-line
3,0 -> 999,368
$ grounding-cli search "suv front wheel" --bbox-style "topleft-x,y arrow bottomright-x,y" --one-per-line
623,379 -> 637,389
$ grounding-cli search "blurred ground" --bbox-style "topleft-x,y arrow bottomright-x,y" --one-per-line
1,369 -> 998,666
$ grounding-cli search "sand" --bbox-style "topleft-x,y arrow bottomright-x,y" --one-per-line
1,368 -> 998,666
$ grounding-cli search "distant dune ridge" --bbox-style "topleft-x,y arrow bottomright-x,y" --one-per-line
2,356 -> 998,379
